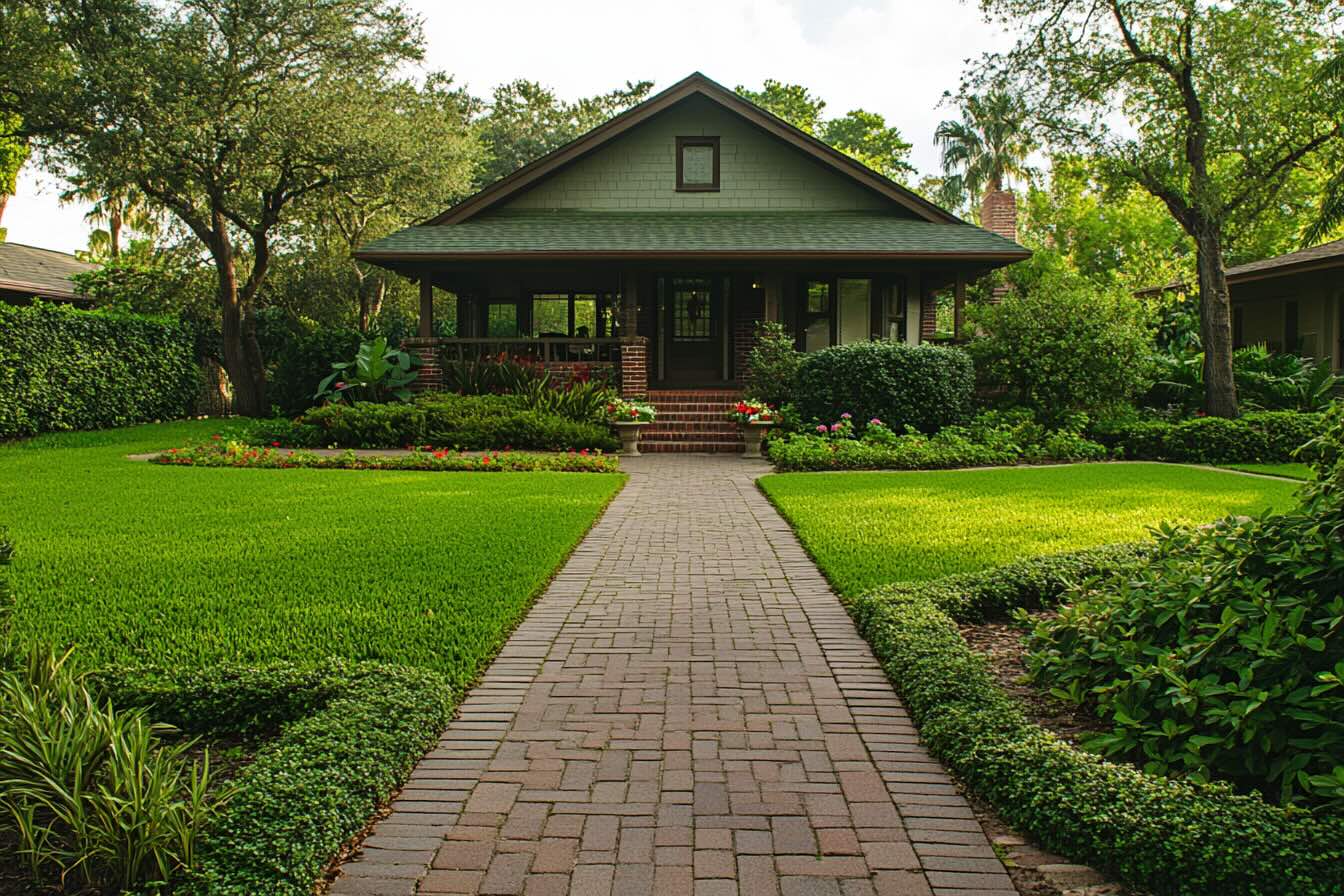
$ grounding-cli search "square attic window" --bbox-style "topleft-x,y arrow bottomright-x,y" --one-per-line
676,136 -> 720,192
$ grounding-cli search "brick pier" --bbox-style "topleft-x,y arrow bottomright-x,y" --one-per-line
330,456 -> 1014,896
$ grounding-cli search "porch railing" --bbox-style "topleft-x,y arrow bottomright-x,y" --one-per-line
431,337 -> 624,365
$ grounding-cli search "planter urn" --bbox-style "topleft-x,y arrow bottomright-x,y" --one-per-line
612,421 -> 650,456
741,420 -> 775,459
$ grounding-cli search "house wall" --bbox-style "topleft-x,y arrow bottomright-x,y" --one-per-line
498,95 -> 905,214
1233,268 -> 1343,372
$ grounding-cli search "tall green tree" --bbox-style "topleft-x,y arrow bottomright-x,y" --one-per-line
59,179 -> 160,259
971,0 -> 1342,417
1305,45 -> 1344,246
3,0 -> 468,415
0,115 -> 28,239
934,91 -> 1037,212
474,80 -> 653,186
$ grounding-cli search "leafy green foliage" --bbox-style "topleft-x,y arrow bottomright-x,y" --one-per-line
0,646 -> 218,893
154,441 -> 617,473
1025,406 -> 1344,808
1092,410 -> 1326,464
1148,346 -> 1342,414
744,321 -> 802,410
103,661 -> 455,896
0,302 -> 200,440
793,342 -> 974,434
256,314 -> 363,416
934,90 -> 1037,211
969,263 -> 1153,423
315,336 -> 418,404
759,463 -> 1295,593
0,420 -> 623,676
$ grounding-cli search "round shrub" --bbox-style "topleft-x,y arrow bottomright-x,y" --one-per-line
793,342 -> 974,433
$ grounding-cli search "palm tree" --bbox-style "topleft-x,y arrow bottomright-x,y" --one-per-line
934,92 -> 1037,213
1304,48 -> 1344,246
59,180 -> 159,258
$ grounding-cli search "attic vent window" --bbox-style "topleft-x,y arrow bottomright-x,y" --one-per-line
676,136 -> 720,192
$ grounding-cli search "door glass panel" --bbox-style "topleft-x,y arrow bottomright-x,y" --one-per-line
803,318 -> 829,352
806,281 -> 830,313
838,278 -> 871,345
672,278 -> 712,340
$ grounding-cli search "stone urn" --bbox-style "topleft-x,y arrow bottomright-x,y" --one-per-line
741,420 -> 775,459
612,421 -> 650,456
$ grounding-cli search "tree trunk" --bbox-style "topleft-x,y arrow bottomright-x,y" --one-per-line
0,193 -> 8,229
1193,222 -> 1238,417
109,202 -> 122,258
210,218 -> 267,416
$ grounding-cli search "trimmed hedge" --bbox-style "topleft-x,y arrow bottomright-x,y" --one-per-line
848,550 -> 1344,896
794,342 -> 974,433
100,662 -> 454,896
0,302 -> 200,440
1092,411 -> 1325,464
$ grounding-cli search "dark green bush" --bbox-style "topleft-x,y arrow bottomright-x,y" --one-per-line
303,401 -> 427,448
1092,410 -> 1325,463
793,341 -> 974,433
244,416 -> 323,449
260,320 -> 362,417
0,302 -> 200,440
745,321 -> 802,409
103,661 -> 454,896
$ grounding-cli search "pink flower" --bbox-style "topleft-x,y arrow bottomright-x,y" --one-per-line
816,424 -> 827,434
870,418 -> 882,426
334,381 -> 346,390
841,413 -> 852,420
830,423 -> 841,432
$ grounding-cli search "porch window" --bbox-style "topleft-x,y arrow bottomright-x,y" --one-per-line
676,137 -> 720,192
802,280 -> 831,352
530,292 -> 604,337
486,301 -> 519,337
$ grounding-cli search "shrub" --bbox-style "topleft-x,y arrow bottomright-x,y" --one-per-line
794,341 -> 974,433
1092,410 -> 1326,463
0,647 -> 218,894
101,661 -> 455,896
0,302 -> 200,440
302,400 -> 427,448
315,336 -> 419,404
243,416 -> 323,449
969,266 -> 1153,423
745,321 -> 802,409
1146,345 -> 1342,414
261,320 -> 362,417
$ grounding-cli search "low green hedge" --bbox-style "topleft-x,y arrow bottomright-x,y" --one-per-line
0,302 -> 201,440
848,550 -> 1344,896
1092,411 -> 1325,464
261,394 -> 618,451
100,662 -> 454,896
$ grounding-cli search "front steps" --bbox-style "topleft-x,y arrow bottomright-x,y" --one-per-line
642,389 -> 744,453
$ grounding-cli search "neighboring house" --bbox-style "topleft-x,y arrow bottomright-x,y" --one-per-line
357,73 -> 1027,446
1139,239 -> 1344,373
0,241 -> 96,304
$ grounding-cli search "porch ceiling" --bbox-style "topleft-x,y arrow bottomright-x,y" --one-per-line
355,211 -> 1029,264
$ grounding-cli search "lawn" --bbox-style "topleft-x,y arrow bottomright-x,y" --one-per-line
0,420 -> 624,689
1220,462 -> 1315,480
759,462 -> 1298,596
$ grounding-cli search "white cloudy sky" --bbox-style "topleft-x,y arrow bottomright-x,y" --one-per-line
5,0 -> 1013,253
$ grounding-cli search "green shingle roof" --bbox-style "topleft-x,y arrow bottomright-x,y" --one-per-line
357,212 -> 1027,259
0,242 -> 96,300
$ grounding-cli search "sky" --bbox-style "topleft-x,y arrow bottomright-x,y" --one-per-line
3,0 -> 1014,254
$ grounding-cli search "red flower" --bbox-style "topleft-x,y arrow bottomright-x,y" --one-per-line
211,434 -> 221,441
271,441 -> 280,447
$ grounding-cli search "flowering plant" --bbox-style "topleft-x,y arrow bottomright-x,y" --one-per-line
814,412 -> 855,439
605,398 -> 656,423
727,399 -> 777,425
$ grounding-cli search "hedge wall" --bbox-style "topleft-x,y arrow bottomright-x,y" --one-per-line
793,342 -> 974,432
0,303 -> 200,440
849,549 -> 1344,896
1091,411 -> 1326,464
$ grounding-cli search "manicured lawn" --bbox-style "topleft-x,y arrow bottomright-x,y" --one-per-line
1220,462 -> 1315,480
0,420 -> 624,689
759,462 -> 1298,595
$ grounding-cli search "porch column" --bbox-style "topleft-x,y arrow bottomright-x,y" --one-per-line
918,272 -> 936,344
418,277 -> 434,338
953,273 -> 966,341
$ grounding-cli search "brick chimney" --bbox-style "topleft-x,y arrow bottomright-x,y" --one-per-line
980,189 -> 1018,303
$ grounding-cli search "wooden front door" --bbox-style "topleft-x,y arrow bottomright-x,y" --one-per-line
662,276 -> 721,383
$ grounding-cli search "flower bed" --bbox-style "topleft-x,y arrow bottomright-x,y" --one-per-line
153,440 -> 619,472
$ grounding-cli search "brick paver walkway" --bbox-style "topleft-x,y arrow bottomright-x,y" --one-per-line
331,456 -> 1014,896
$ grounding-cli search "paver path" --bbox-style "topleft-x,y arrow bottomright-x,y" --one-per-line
331,456 -> 1014,896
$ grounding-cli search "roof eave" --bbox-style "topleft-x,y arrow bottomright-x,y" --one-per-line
355,248 -> 1031,264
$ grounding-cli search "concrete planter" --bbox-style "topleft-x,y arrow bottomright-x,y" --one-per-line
741,420 -> 775,459
612,421 -> 650,456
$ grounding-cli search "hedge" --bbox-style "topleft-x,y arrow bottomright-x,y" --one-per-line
848,550 -> 1344,896
1092,411 -> 1325,464
99,661 -> 454,896
793,342 -> 974,433
0,302 -> 200,440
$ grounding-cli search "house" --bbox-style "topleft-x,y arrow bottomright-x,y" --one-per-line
0,241 -> 96,304
1139,239 -> 1344,373
357,73 -> 1028,449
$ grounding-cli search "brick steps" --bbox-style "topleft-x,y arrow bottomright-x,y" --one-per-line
642,389 -> 744,454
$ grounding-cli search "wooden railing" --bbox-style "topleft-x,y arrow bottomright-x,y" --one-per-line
430,337 -> 624,364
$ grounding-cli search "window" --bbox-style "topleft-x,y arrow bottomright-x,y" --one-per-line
530,292 -> 602,337
486,302 -> 518,337
884,280 -> 908,343
676,136 -> 720,192
802,280 -> 831,352
671,278 -> 712,340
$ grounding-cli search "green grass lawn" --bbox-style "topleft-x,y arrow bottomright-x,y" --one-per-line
1219,462 -> 1315,480
759,462 -> 1298,596
0,420 -> 624,690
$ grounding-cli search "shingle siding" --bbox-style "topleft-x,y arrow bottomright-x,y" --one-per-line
501,96 -> 903,214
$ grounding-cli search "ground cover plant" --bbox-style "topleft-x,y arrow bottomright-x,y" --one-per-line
759,463 -> 1297,594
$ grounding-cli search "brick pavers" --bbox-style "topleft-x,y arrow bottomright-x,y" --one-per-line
330,456 -> 1014,896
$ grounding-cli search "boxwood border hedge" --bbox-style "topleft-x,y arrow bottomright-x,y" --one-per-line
98,661 -> 454,896
849,549 -> 1344,896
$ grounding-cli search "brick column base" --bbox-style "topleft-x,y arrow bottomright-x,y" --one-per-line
619,337 -> 648,398
919,294 -> 937,343
403,337 -> 442,392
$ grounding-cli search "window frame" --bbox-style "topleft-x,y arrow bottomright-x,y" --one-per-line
675,136 -> 721,192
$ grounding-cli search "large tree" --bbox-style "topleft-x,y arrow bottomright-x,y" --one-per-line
2,0 -> 461,415
972,0 -> 1342,417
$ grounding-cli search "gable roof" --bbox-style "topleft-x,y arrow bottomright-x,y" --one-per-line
1136,237 -> 1344,296
429,72 -> 961,227
0,242 -> 96,301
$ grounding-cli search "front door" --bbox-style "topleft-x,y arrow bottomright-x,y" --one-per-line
662,275 -> 721,383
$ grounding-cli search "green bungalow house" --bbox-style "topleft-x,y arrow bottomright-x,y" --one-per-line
357,72 -> 1028,450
